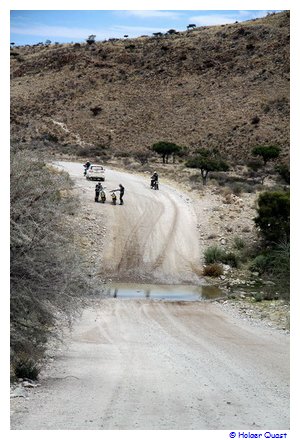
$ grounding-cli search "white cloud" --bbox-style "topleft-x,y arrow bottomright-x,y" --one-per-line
112,25 -> 168,34
189,14 -> 238,26
10,25 -> 107,40
189,10 -> 273,27
10,23 -> 167,41
122,10 -> 182,20
237,10 -> 269,18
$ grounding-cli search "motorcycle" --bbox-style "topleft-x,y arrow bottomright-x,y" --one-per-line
100,189 -> 106,203
151,178 -> 159,190
111,191 -> 117,205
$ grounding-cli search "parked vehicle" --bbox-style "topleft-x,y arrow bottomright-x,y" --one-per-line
86,164 -> 105,181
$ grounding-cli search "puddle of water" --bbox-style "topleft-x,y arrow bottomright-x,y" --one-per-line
103,283 -> 224,301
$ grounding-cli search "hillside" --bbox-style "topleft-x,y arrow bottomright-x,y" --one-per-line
10,11 -> 290,163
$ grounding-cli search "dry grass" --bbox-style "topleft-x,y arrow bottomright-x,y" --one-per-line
11,11 -> 289,165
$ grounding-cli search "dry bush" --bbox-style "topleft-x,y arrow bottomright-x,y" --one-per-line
10,148 -> 90,377
203,263 -> 224,277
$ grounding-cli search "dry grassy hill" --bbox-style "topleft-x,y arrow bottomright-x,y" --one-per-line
10,11 -> 290,164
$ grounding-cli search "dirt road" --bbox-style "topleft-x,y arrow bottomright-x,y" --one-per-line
59,161 -> 202,284
10,162 -> 289,430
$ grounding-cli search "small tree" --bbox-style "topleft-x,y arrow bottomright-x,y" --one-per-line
152,141 -> 182,164
167,29 -> 177,35
254,191 -> 290,243
252,145 -> 280,166
45,39 -> 51,46
187,24 -> 196,30
90,105 -> 102,116
186,148 -> 229,185
86,34 -> 96,45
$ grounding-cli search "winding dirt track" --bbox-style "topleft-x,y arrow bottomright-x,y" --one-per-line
10,162 -> 289,430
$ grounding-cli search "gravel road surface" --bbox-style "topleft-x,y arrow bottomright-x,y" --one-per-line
10,162 -> 289,430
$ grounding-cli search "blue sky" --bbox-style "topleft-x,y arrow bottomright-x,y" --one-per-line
10,10 -> 280,45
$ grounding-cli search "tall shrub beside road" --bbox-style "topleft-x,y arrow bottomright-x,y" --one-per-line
254,191 -> 290,244
10,149 -> 88,378
252,190 -> 290,298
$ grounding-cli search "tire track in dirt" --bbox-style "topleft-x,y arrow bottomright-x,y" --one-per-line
16,162 -> 287,430
116,195 -> 165,272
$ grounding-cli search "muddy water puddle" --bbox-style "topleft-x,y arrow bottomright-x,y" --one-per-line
104,283 -> 224,301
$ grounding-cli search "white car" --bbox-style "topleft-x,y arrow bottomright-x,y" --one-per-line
86,164 -> 105,181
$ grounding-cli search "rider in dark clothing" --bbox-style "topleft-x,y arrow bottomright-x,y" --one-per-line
151,171 -> 158,188
84,161 -> 91,176
113,184 -> 125,205
95,182 -> 103,202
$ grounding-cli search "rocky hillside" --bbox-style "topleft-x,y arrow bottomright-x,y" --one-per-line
10,11 -> 290,163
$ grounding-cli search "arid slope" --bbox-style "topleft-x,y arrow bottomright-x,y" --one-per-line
11,11 -> 289,163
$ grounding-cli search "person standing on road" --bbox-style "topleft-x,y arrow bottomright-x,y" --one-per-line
95,182 -> 103,202
83,161 -> 91,176
112,184 -> 125,205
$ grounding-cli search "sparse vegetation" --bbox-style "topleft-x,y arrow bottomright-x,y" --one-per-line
203,263 -> 224,277
90,105 -> 102,116
10,148 -> 91,379
10,12 -> 290,310
252,145 -> 281,166
275,164 -> 290,184
152,141 -> 182,164
14,355 -> 40,380
86,34 -> 96,45
204,245 -> 239,268
254,191 -> 290,243
204,245 -> 226,264
249,242 -> 289,298
233,236 -> 246,250
10,12 -> 289,160
186,148 -> 229,185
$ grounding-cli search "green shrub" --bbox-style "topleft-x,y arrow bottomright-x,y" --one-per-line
253,292 -> 263,302
267,241 -> 290,292
249,242 -> 289,298
204,245 -> 226,264
249,254 -> 270,274
254,191 -> 290,243
204,245 -> 239,267
252,145 -> 281,166
222,251 -> 239,268
203,263 -> 224,277
233,236 -> 245,250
